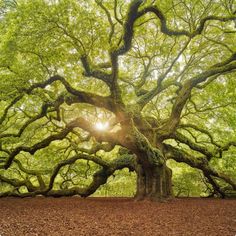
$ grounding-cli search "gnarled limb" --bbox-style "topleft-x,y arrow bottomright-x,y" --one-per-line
3,118 -> 83,169
0,74 -> 115,126
80,55 -> 112,87
163,144 -> 236,192
138,5 -> 236,37
158,57 -> 236,140
0,153 -> 136,198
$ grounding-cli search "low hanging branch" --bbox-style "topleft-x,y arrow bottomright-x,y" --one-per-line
3,118 -> 82,169
0,153 -> 136,198
163,144 -> 236,192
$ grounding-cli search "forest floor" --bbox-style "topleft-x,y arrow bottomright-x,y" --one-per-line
0,197 -> 235,236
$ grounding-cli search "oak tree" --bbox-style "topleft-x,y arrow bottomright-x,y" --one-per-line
0,0 -> 236,200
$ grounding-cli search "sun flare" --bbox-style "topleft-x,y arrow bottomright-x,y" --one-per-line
94,122 -> 109,131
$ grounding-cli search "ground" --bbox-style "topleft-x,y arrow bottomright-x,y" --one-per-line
0,197 -> 235,236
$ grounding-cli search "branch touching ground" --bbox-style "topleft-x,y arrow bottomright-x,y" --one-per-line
0,153 -> 136,198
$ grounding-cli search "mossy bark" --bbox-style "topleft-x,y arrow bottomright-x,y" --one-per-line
135,163 -> 173,201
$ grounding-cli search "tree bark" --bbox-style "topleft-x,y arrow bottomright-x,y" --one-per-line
135,162 -> 173,201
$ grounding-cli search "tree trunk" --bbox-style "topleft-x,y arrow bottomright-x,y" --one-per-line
134,163 -> 173,201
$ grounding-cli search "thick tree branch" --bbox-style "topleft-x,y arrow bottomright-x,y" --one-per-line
0,173 -> 37,192
164,144 -> 236,190
178,124 -> 221,148
3,118 -> 82,169
25,75 -> 114,111
0,96 -> 64,139
80,55 -> 112,87
0,153 -> 136,198
112,0 -> 143,57
158,57 -> 236,139
204,173 -> 225,198
174,132 -> 214,160
138,5 -> 236,37
0,75 -> 116,125
0,95 -> 24,125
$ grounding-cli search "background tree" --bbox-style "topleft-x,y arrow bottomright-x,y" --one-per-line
0,0 -> 236,200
